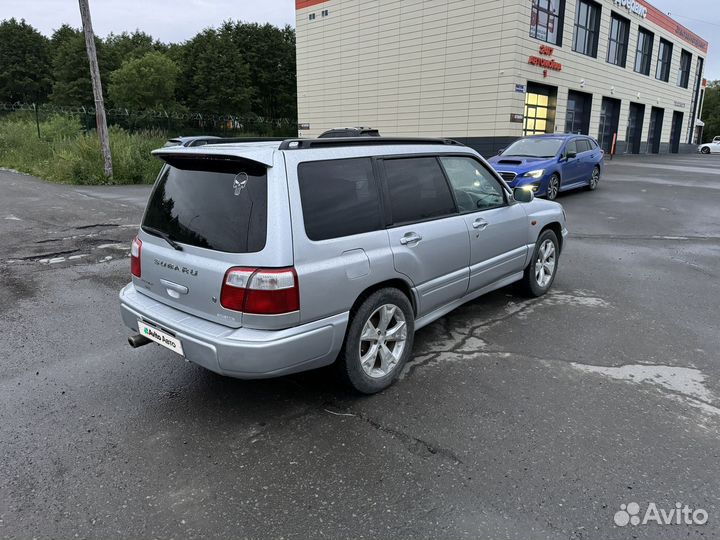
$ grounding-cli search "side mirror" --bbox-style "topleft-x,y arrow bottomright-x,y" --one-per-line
565,151 -> 577,160
497,148 -> 505,156
513,187 -> 534,203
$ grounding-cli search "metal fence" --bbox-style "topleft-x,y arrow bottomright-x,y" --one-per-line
0,102 -> 298,138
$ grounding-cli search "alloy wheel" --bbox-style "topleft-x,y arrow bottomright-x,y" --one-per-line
589,167 -> 600,189
358,304 -> 408,378
547,176 -> 560,200
534,239 -> 556,288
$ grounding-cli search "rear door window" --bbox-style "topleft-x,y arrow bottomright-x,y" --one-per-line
143,158 -> 267,253
382,157 -> 457,224
576,139 -> 592,153
298,157 -> 383,241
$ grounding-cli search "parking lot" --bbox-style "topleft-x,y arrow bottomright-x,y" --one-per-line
1,153 -> 719,539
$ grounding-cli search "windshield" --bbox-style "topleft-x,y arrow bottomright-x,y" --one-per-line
502,138 -> 564,158
143,158 -> 267,253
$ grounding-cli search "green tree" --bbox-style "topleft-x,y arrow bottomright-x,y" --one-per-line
178,27 -> 253,115
0,18 -> 52,103
49,25 -> 109,107
225,22 -> 297,119
108,51 -> 179,110
701,81 -> 719,143
104,30 -> 159,72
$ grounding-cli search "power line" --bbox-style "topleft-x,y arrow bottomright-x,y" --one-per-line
667,12 -> 720,28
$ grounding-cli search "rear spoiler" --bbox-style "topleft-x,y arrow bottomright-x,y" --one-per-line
152,146 -> 275,167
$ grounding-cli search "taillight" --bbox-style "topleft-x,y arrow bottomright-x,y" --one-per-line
221,267 -> 299,315
130,236 -> 142,277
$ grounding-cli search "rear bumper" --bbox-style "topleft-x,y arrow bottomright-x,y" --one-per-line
119,283 -> 348,378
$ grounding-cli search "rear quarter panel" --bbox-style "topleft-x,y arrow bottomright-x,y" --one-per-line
282,148 -> 402,324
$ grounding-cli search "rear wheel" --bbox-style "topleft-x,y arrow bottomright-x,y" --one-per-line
587,165 -> 600,190
519,230 -> 559,297
546,174 -> 560,201
337,288 -> 415,394
701,146 -> 710,154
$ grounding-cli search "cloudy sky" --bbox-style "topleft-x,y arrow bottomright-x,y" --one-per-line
4,0 -> 719,78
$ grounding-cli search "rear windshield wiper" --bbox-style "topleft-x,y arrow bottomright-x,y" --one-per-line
142,225 -> 184,251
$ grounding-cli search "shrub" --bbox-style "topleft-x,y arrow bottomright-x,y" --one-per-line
0,114 -> 165,184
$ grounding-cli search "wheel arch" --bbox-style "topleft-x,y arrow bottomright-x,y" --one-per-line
350,278 -> 418,318
539,221 -> 564,252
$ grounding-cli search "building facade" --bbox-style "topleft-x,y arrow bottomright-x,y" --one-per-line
295,0 -> 708,155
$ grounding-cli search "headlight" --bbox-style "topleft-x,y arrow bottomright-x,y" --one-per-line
524,169 -> 545,179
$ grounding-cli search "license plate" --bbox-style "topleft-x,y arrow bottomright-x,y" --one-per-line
138,320 -> 184,356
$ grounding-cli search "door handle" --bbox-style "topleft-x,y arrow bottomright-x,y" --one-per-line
400,232 -> 422,245
472,218 -> 489,231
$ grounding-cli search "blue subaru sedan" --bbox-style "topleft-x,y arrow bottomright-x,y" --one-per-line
487,134 -> 604,200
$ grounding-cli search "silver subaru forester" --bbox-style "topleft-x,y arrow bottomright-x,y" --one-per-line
119,137 -> 568,393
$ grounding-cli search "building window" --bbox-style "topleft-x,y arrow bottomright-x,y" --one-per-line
530,0 -> 564,45
308,13 -> 315,20
565,90 -> 592,134
656,39 -> 673,82
634,27 -> 654,75
606,13 -> 630,67
573,0 -> 601,57
678,49 -> 692,88
523,84 -> 557,136
321,9 -> 329,16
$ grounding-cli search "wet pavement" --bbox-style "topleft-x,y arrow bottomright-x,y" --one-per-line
1,153 -> 719,539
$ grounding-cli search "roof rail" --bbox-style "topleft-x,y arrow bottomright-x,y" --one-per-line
202,137 -> 288,145
277,137 -> 464,150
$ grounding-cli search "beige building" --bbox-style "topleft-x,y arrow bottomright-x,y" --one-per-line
295,0 -> 708,155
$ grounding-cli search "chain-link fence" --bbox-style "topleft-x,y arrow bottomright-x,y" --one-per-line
0,102 -> 298,139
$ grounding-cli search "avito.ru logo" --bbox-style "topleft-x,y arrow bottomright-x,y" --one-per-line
614,502 -> 708,527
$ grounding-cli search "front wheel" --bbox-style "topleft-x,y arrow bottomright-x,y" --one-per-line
587,165 -> 600,190
519,230 -> 559,297
701,146 -> 710,154
337,288 -> 415,394
546,174 -> 560,200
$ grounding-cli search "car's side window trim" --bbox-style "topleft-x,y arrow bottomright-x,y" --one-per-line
376,154 -> 461,228
436,155 -> 508,214
371,156 -> 392,228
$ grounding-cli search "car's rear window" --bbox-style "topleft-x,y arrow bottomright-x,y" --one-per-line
143,157 -> 267,253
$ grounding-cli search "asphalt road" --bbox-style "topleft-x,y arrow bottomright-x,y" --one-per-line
1,153 -> 719,539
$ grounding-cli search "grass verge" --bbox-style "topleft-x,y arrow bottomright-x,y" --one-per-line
0,114 -> 166,185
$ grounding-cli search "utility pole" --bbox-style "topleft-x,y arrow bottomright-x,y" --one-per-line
78,0 -> 112,180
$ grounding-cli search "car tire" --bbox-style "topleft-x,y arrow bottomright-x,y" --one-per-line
336,288 -> 415,394
587,165 -> 600,190
519,229 -> 559,297
701,146 -> 710,154
546,174 -> 560,201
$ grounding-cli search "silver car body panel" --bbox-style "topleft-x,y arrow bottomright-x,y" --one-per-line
120,283 -> 348,377
121,141 -> 568,377
133,147 -> 293,329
